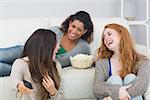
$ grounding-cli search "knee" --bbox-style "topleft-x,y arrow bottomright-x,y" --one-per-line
107,75 -> 123,85
123,74 -> 136,85
0,62 -> 12,76
0,45 -> 23,63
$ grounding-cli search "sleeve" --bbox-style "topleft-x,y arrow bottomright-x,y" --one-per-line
49,87 -> 64,100
127,60 -> 150,96
49,26 -> 61,35
10,59 -> 25,91
93,59 -> 121,99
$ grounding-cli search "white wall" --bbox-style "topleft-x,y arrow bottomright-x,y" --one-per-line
0,0 -> 150,47
0,0 -> 121,18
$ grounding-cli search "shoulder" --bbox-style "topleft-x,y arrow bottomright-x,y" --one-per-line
96,58 -> 108,64
13,57 -> 29,65
95,58 -> 109,69
136,59 -> 150,68
11,57 -> 29,72
50,26 -> 62,34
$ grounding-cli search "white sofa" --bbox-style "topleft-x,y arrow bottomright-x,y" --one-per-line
0,17 -> 150,100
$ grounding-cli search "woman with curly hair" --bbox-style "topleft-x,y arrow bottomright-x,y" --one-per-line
0,11 -> 94,76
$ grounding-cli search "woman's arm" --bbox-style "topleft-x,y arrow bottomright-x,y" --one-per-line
93,59 -> 121,100
127,60 -> 150,96
10,59 -> 32,94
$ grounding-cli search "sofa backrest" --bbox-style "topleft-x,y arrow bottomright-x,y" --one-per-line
0,18 -> 50,48
0,17 -> 149,57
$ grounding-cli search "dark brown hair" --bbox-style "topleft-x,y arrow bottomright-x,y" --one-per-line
22,29 -> 60,100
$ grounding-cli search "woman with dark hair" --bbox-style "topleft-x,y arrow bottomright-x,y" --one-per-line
50,11 -> 93,67
0,11 -> 94,76
10,29 -> 63,100
93,23 -> 150,100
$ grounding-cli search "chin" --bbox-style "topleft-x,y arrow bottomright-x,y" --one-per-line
69,37 -> 78,41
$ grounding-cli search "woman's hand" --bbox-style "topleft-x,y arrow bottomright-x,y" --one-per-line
17,82 -> 33,94
42,75 -> 57,96
103,96 -> 113,100
118,84 -> 131,100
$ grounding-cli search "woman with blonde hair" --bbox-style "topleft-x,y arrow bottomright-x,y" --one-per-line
93,23 -> 150,100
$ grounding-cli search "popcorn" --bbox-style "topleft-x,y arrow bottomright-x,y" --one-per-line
70,54 -> 94,69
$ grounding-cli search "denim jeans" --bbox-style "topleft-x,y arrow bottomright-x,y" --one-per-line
0,45 -> 23,76
102,74 -> 143,100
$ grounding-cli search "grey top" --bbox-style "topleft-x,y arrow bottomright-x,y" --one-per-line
50,26 -> 90,67
93,58 -> 150,100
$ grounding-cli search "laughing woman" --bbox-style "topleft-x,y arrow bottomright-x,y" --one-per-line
93,23 -> 150,100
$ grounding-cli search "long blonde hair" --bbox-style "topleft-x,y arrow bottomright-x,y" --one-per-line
97,23 -> 146,78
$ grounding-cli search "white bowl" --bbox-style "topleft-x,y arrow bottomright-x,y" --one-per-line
70,54 -> 94,69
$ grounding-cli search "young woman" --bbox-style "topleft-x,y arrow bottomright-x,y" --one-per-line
50,11 -> 93,67
10,29 -> 63,100
93,23 -> 150,100
0,11 -> 94,76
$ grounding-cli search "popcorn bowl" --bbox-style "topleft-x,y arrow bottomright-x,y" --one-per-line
70,54 -> 94,69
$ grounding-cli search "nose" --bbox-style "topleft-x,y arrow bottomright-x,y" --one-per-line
72,28 -> 78,34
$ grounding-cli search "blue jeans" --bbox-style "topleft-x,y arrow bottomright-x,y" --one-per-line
0,45 -> 23,76
104,74 -> 143,100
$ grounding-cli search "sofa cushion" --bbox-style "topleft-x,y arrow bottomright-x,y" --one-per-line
0,76 -> 16,100
61,67 -> 96,99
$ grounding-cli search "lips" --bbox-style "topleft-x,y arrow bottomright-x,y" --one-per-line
68,31 -> 78,39
70,33 -> 76,37
106,39 -> 113,47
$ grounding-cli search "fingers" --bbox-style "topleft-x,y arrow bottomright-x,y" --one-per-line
119,92 -> 131,100
124,84 -> 132,89
42,75 -> 55,89
126,92 -> 131,100
103,96 -> 113,100
119,86 -> 131,100
43,75 -> 54,85
17,82 -> 33,94
42,75 -> 57,95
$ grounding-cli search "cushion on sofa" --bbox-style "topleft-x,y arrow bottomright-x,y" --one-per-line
61,67 -> 96,99
0,76 -> 16,100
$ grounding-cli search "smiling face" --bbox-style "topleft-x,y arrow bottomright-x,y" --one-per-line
66,20 -> 87,41
103,28 -> 121,52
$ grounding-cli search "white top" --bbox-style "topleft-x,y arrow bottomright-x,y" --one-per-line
10,57 -> 64,100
